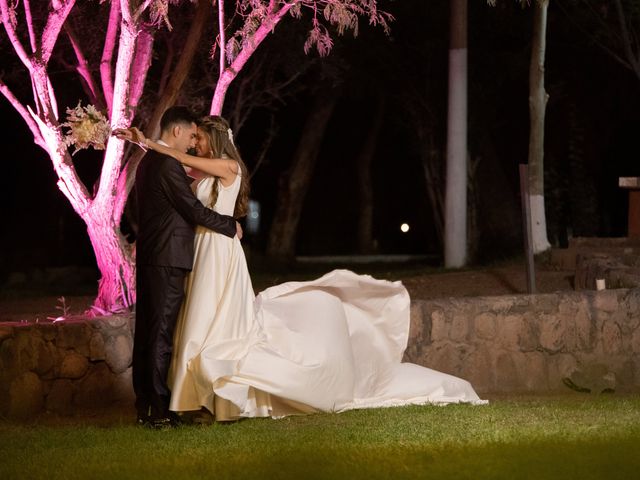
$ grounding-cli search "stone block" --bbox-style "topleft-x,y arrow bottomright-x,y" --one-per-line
574,308 -> 595,352
105,334 -> 133,374
431,310 -> 449,341
425,342 -> 463,377
547,354 -> 578,389
601,322 -> 623,355
489,297 -> 515,314
104,314 -> 129,329
497,315 -> 526,351
463,346 -> 494,391
409,302 -> 428,344
34,340 -> 57,376
621,290 -> 640,330
474,312 -> 497,340
89,332 -> 106,361
9,372 -> 44,419
495,352 -> 521,391
592,290 -> 620,313
112,367 -> 134,403
563,363 -> 616,394
46,379 -> 74,415
57,321 -> 92,355
558,298 -> 578,316
39,323 -> 58,341
0,332 -> 38,379
532,295 -> 559,314
74,363 -> 114,408
518,313 -> 540,352
522,352 -> 549,390
631,326 -> 640,354
539,314 -> 566,353
59,352 -> 89,379
450,315 -> 469,343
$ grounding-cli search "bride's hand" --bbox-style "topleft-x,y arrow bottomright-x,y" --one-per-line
112,127 -> 148,150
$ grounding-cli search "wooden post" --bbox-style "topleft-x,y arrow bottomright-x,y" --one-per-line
619,177 -> 640,238
520,164 -> 536,294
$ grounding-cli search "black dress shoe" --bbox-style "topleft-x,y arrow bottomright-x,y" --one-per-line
136,405 -> 151,426
149,416 -> 179,430
136,414 -> 150,426
146,411 -> 184,430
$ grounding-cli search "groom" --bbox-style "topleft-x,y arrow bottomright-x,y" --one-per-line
132,106 -> 240,428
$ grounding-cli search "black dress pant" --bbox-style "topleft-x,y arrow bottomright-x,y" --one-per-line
133,265 -> 188,418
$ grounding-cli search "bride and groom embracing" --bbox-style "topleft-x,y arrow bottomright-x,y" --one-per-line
116,106 -> 485,429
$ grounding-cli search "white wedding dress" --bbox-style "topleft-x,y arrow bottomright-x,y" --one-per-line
168,172 -> 486,420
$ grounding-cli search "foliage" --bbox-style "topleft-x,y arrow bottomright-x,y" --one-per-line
224,1 -> 392,60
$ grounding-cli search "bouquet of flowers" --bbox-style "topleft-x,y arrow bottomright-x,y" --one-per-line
62,102 -> 111,154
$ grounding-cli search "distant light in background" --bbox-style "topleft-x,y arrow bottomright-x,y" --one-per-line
246,199 -> 261,235
400,223 -> 410,233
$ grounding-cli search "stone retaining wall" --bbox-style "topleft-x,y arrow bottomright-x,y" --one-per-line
2,288 -> 639,419
404,288 -> 640,393
0,315 -> 134,419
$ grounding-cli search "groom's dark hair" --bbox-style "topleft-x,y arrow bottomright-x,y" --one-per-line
160,106 -> 197,133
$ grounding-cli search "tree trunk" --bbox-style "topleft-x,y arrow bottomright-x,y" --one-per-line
356,96 -> 385,254
444,0 -> 468,268
266,90 -> 338,260
567,100 -> 599,237
419,128 -> 445,250
528,0 -> 552,254
86,218 -> 135,313
467,154 -> 481,263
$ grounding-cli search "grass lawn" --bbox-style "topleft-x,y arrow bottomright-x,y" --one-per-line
1,395 -> 639,479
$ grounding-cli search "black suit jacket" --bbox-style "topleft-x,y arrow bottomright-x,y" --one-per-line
135,150 -> 236,270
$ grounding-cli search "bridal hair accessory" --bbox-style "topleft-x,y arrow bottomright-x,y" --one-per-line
62,102 -> 111,155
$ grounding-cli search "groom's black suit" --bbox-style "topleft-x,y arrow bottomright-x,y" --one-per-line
133,149 -> 236,420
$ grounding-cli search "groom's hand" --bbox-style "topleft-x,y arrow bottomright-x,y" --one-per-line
236,222 -> 243,240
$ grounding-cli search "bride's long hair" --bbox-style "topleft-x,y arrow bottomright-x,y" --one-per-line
198,115 -> 250,218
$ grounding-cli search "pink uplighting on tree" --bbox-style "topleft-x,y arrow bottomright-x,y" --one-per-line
0,0 -> 390,314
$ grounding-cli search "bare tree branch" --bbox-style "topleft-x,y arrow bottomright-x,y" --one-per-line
129,28 -> 155,112
0,0 -> 34,70
248,113 -> 278,179
210,3 -> 294,113
0,77 -> 46,149
614,0 -> 640,77
64,23 -> 104,107
101,0 -> 121,117
219,0 -> 226,76
22,0 -> 37,53
41,0 -> 76,64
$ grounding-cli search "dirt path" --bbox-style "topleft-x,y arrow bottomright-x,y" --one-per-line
0,261 -> 574,321
403,263 -> 573,300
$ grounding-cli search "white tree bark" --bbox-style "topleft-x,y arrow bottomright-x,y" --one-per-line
444,0 -> 468,268
528,0 -> 551,254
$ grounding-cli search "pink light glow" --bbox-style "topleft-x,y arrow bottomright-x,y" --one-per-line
1,0 -> 391,313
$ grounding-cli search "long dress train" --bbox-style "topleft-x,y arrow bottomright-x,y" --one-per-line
168,173 -> 486,420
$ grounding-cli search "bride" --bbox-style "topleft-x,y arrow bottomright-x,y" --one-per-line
119,116 -> 486,421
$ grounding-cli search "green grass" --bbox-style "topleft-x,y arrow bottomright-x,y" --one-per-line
1,395 -> 639,479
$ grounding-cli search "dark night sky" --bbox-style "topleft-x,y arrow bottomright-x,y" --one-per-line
2,0 -> 640,278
